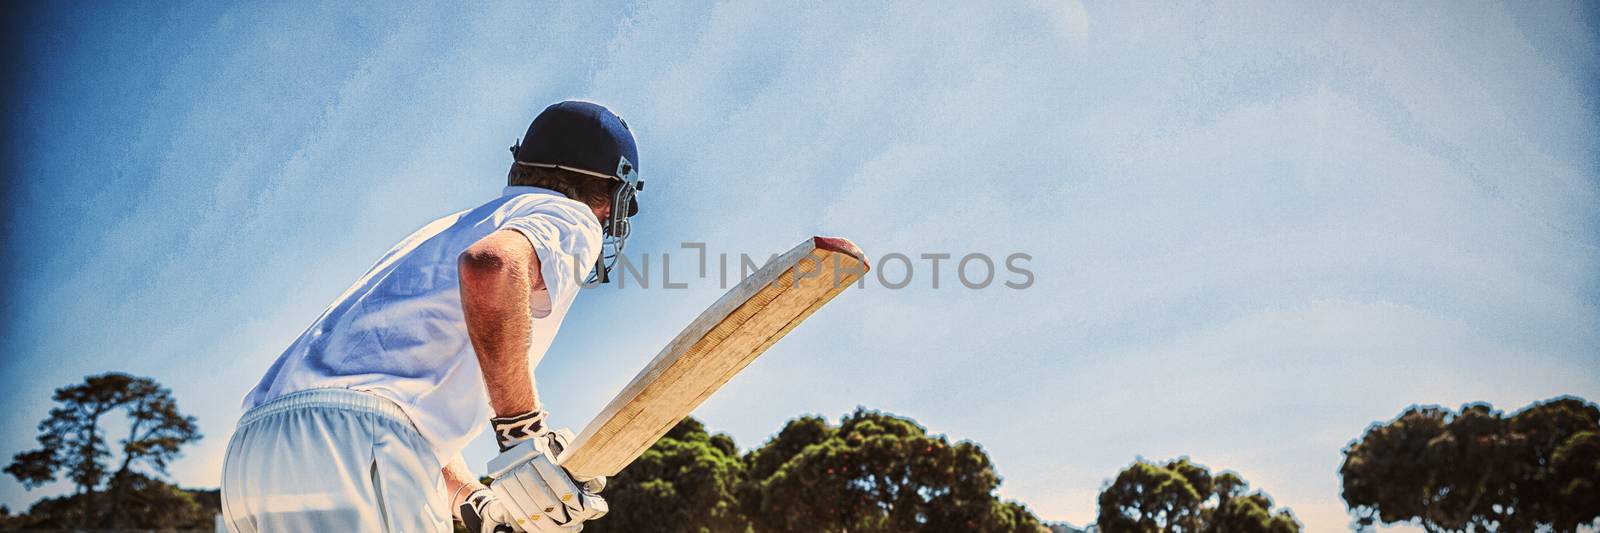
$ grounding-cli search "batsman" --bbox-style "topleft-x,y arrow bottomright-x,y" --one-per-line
221,101 -> 644,532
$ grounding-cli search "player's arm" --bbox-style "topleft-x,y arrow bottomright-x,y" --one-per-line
457,228 -> 607,531
444,457 -> 519,533
443,457 -> 485,513
458,229 -> 546,418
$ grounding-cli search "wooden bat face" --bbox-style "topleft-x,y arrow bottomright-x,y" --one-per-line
560,236 -> 869,479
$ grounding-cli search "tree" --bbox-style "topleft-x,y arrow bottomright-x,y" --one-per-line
1095,457 -> 1300,533
6,472 -> 213,530
587,417 -> 748,533
1210,471 -> 1301,533
590,409 -> 1043,532
737,414 -> 833,527
4,372 -> 202,528
1340,395 -> 1600,532
740,408 -> 1044,533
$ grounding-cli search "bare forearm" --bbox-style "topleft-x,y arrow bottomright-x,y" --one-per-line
443,458 -> 485,513
459,230 -> 545,417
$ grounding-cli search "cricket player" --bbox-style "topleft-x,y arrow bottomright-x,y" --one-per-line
221,100 -> 645,532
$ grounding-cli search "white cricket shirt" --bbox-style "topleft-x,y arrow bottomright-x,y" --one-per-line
242,186 -> 602,466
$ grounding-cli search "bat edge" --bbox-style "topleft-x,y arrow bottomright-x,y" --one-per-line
811,236 -> 869,270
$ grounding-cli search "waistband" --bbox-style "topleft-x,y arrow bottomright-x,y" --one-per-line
238,388 -> 413,429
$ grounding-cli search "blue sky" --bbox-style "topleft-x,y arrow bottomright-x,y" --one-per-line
3,2 -> 1598,530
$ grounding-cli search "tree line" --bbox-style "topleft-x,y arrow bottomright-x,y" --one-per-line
4,373 -> 1597,532
583,411 -> 1305,533
1340,396 -> 1599,532
2,373 -> 208,530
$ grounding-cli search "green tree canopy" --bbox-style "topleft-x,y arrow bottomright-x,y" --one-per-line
1340,395 -> 1600,532
1096,457 -> 1300,533
593,409 -> 1044,532
587,417 -> 748,533
3,472 -> 214,530
4,372 -> 202,529
739,408 -> 1043,533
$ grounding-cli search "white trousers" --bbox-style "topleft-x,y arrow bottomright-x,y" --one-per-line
221,389 -> 451,532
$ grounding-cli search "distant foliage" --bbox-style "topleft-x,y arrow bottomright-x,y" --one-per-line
1340,396 -> 1600,532
2,472 -> 214,530
586,417 -> 748,533
593,409 -> 1045,533
1096,457 -> 1301,533
742,408 -> 1044,533
4,372 -> 202,529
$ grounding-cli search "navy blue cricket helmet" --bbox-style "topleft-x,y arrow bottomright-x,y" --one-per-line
511,100 -> 645,283
511,100 -> 642,215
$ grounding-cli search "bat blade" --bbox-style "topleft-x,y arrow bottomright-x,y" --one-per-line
560,236 -> 869,479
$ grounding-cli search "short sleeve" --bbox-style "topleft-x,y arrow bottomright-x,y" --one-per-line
497,200 -> 602,319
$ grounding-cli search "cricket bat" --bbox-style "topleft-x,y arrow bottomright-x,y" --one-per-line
559,236 -> 870,480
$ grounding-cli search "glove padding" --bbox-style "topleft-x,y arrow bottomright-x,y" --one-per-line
491,410 -> 551,452
487,427 -> 607,532
458,488 -> 521,533
489,411 -> 606,494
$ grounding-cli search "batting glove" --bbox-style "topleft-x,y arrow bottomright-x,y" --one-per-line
488,414 -> 607,531
490,410 -> 606,493
458,488 -> 523,533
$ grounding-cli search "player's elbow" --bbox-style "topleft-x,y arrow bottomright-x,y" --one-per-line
459,230 -> 543,294
459,245 -> 515,288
